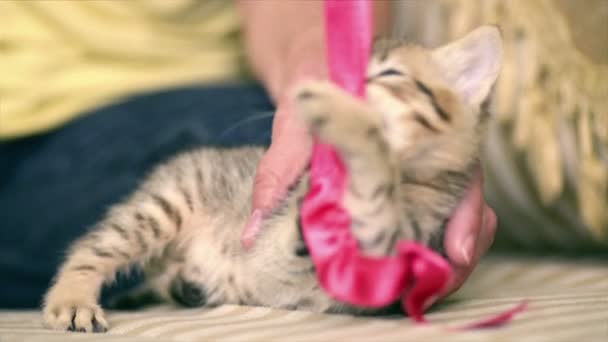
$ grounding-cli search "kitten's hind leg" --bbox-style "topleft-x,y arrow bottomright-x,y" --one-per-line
294,82 -> 400,256
43,183 -> 189,332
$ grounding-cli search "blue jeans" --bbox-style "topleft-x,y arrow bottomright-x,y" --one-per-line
0,84 -> 274,308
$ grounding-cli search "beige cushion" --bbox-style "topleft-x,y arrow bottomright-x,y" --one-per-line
1,256 -> 607,341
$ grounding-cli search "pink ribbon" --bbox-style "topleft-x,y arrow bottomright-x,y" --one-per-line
301,140 -> 451,322
300,0 -> 526,328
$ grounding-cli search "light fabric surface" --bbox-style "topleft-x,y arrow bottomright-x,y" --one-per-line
0,0 -> 243,139
1,256 -> 607,341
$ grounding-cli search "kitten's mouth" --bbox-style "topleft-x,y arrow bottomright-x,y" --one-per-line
170,276 -> 207,307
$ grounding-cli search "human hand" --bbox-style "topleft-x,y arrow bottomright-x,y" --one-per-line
239,17 -> 326,249
241,96 -> 313,249
237,0 -> 392,250
438,168 -> 498,301
242,106 -> 496,311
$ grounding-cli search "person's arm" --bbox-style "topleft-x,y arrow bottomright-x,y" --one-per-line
238,0 -> 392,102
237,0 -> 392,243
237,0 -> 495,299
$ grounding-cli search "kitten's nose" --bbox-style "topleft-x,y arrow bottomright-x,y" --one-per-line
170,276 -> 207,307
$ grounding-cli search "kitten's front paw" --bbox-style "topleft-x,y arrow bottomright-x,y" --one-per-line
293,81 -> 337,132
294,81 -> 383,155
43,291 -> 108,333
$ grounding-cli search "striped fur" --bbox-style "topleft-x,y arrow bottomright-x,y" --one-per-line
42,26 -> 503,332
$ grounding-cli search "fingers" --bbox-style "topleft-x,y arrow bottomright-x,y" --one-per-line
254,105 -> 312,212
444,169 -> 485,267
439,168 -> 498,299
241,103 -> 312,249
442,204 -> 497,297
241,209 -> 264,249
476,205 -> 497,259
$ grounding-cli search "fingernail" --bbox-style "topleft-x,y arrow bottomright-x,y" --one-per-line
241,209 -> 263,250
460,235 -> 475,265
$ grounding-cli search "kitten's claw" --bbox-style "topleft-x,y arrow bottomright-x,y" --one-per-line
294,81 -> 382,155
293,81 -> 338,133
295,88 -> 315,101
294,80 -> 333,101
43,301 -> 108,333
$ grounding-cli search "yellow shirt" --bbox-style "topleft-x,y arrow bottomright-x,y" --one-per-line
0,0 -> 244,139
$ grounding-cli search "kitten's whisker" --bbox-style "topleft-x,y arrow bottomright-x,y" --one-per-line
218,111 -> 274,138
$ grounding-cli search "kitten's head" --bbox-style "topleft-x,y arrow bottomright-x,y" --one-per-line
366,26 -> 503,173
289,26 -> 503,261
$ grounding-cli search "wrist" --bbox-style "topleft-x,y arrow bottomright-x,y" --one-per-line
270,27 -> 329,103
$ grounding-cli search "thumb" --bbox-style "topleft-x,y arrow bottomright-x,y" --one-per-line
252,139 -> 310,211
241,109 -> 312,248
444,168 -> 484,267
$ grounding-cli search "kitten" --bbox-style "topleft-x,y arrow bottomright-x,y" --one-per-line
42,26 -> 502,333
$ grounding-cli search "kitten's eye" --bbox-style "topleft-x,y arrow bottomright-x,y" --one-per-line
376,68 -> 404,77
367,68 -> 405,82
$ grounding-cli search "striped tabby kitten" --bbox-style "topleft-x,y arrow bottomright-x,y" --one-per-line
43,26 -> 502,332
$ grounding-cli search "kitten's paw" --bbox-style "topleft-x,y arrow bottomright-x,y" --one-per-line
43,297 -> 108,333
294,81 -> 384,157
293,81 -> 339,132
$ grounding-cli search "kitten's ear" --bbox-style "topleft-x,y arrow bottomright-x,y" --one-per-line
432,25 -> 503,106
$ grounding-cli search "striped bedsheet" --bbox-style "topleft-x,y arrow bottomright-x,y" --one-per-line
1,256 -> 607,341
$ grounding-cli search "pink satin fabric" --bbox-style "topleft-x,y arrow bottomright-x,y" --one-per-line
300,0 -> 525,328
301,142 -> 452,321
